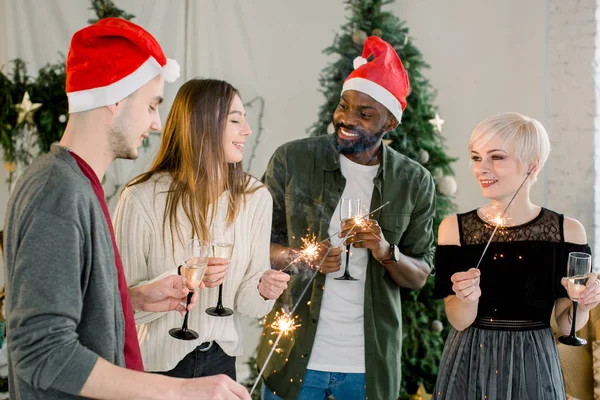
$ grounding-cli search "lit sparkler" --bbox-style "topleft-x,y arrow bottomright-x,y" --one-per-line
270,309 -> 301,336
351,214 -> 369,228
249,201 -> 391,395
486,211 -> 508,228
474,170 -> 532,269
280,201 -> 391,273
480,208 -> 510,236
298,234 -> 320,267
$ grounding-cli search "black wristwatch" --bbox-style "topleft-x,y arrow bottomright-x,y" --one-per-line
387,243 -> 400,263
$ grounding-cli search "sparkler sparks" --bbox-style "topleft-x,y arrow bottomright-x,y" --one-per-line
270,309 -> 301,336
481,209 -> 509,231
249,201 -> 391,395
352,215 -> 368,228
298,234 -> 320,267
488,212 -> 507,228
474,170 -> 532,269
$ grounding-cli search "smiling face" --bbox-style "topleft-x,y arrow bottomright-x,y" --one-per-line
470,135 -> 533,202
468,112 -> 551,202
222,94 -> 252,164
331,90 -> 397,154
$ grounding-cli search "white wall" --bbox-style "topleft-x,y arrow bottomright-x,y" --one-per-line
546,0 -> 597,246
392,0 -> 547,213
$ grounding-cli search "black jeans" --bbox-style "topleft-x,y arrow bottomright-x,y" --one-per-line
154,342 -> 236,380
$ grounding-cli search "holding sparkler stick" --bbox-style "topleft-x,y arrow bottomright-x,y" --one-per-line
250,221 -> 358,395
251,201 -> 390,395
280,201 -> 390,273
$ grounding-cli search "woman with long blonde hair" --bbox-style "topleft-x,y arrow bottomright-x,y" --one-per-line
114,78 -> 289,379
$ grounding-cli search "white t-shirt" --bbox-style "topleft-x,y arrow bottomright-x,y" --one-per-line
307,154 -> 379,373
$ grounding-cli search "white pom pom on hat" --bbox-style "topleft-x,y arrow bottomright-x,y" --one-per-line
353,56 -> 368,70
161,58 -> 181,83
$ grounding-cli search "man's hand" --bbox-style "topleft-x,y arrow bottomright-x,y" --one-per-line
339,219 -> 390,261
179,374 -> 251,399
203,258 -> 231,288
81,358 -> 251,400
258,270 -> 291,300
313,240 -> 343,274
129,275 -> 199,317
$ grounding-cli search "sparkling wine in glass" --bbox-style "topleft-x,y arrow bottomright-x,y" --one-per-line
169,239 -> 209,340
567,275 -> 589,300
206,222 -> 235,317
558,251 -> 592,346
335,198 -> 365,281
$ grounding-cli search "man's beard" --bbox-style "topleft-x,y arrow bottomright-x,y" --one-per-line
109,127 -> 138,160
332,123 -> 384,154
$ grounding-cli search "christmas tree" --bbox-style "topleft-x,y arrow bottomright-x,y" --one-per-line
308,0 -> 456,397
87,0 -> 135,24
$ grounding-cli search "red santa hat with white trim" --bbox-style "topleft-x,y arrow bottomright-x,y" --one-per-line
342,36 -> 410,122
66,18 -> 180,113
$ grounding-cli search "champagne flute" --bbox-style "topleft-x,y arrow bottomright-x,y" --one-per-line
169,239 -> 209,340
558,251 -> 592,346
335,198 -> 363,281
206,222 -> 235,317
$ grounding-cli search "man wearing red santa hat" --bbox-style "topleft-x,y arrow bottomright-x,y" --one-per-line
3,18 -> 250,400
257,36 -> 436,400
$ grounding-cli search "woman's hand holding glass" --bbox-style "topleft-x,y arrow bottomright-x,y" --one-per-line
559,252 -> 593,346
450,268 -> 481,303
206,222 -> 235,317
202,258 -> 231,288
562,271 -> 600,313
170,239 -> 209,340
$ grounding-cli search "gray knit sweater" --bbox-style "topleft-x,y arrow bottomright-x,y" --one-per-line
4,145 -> 125,399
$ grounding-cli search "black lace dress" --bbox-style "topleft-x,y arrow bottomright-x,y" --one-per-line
432,208 -> 590,400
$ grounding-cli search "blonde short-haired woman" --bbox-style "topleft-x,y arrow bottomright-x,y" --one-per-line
433,112 -> 600,400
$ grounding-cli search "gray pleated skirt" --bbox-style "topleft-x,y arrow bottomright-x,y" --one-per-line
432,326 -> 566,400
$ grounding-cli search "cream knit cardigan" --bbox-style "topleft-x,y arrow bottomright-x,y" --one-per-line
113,172 -> 274,371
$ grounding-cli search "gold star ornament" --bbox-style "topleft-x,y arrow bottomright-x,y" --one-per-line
408,383 -> 432,400
429,113 -> 445,133
15,92 -> 42,126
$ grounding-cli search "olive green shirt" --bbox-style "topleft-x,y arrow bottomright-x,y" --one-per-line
257,134 -> 435,400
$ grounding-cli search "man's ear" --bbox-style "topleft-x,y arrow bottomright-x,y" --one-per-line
385,114 -> 399,132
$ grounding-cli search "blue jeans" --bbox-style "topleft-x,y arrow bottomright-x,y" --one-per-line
262,369 -> 366,400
